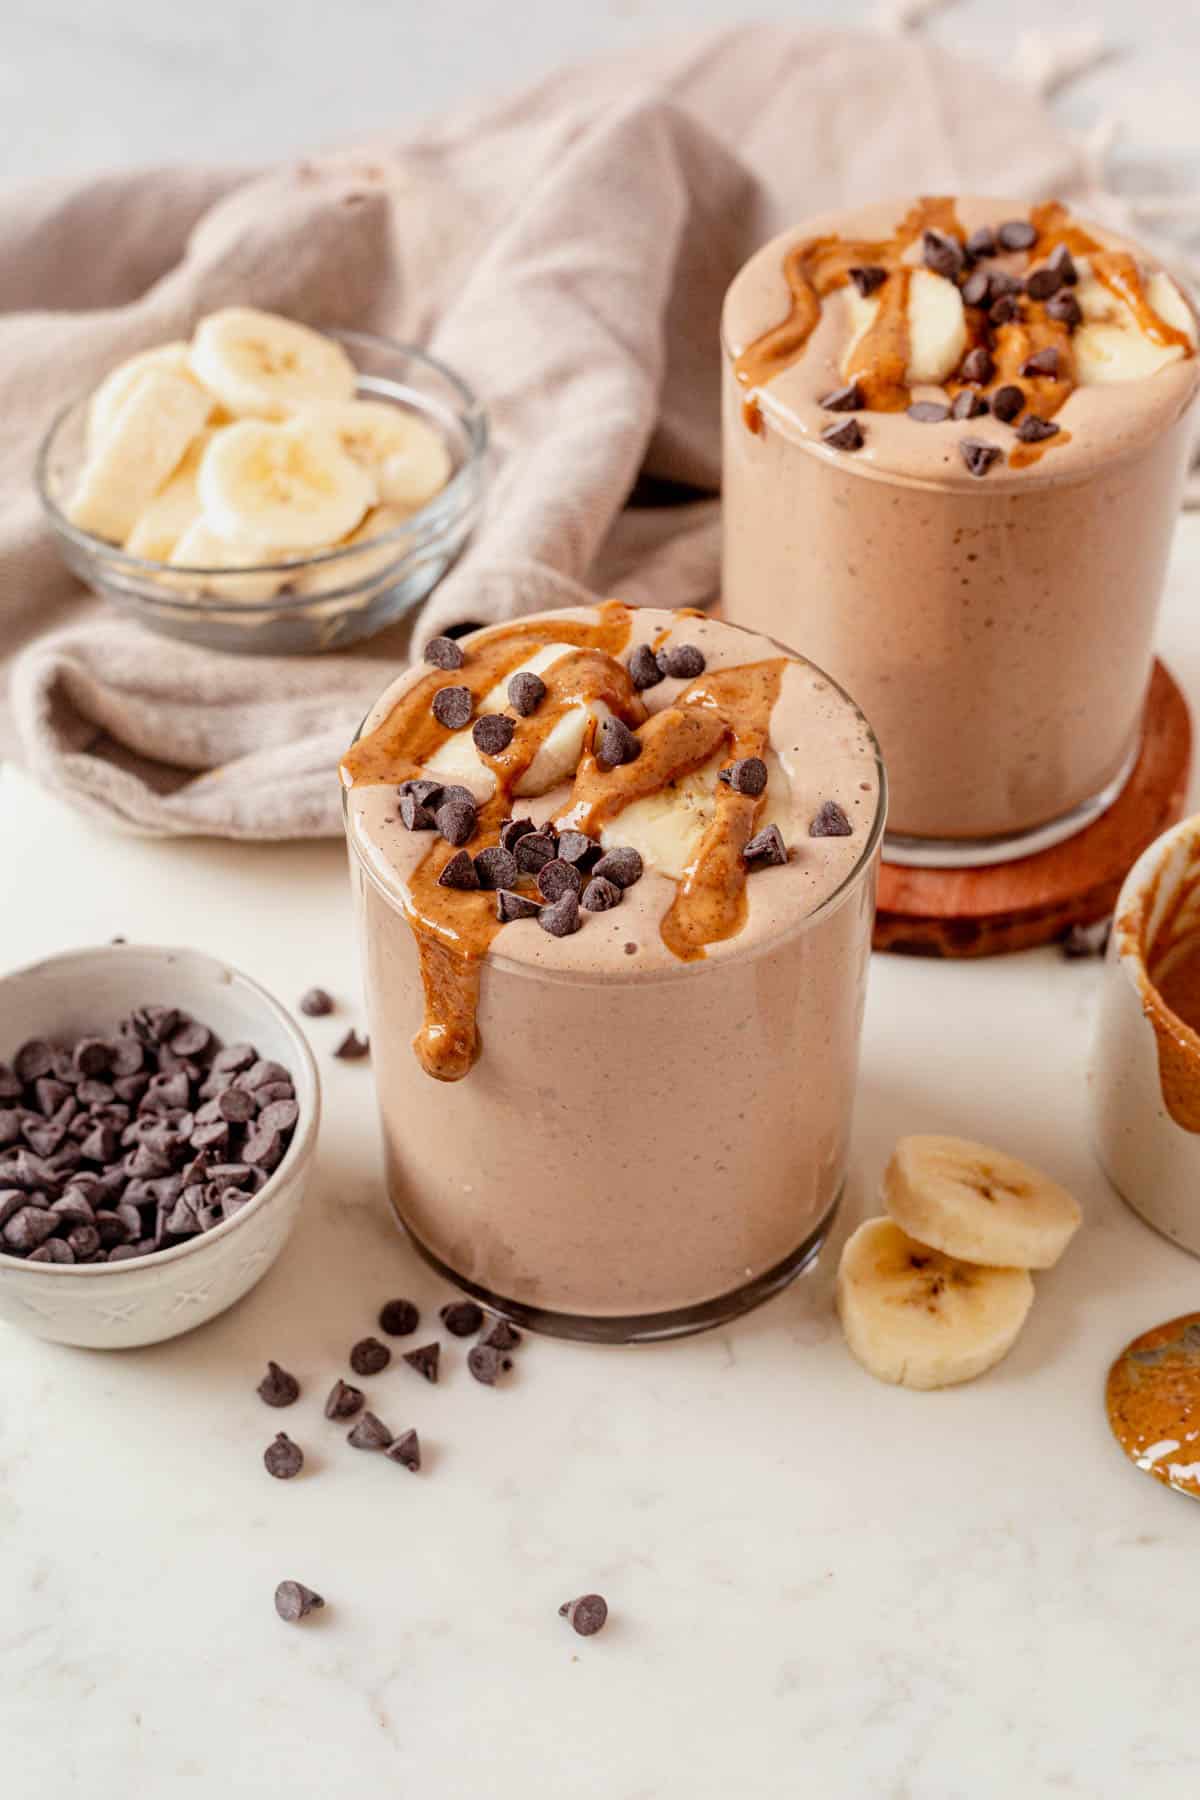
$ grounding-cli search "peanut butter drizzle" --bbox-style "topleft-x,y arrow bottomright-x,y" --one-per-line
732,196 -> 966,417
844,268 -> 912,412
1107,1313 -> 1200,1500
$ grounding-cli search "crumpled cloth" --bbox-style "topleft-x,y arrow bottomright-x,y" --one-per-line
1,24 -> 1087,838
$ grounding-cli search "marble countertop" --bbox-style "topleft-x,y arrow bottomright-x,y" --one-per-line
3,517 -> 1200,1797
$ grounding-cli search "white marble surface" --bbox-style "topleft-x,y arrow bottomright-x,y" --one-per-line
1,516 -> 1199,1796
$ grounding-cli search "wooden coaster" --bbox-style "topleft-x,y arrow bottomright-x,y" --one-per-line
874,660 -> 1192,958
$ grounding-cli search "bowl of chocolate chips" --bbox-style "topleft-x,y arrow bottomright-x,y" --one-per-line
0,944 -> 320,1348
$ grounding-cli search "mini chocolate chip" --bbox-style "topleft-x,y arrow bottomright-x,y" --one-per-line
67,1224 -> 101,1259
435,799 -> 478,847
217,1087 -> 256,1124
170,1022 -> 210,1059
1061,917 -> 1112,959
922,228 -> 965,280
1020,347 -> 1060,379
403,1343 -> 440,1384
960,437 -> 1002,479
3,1205 -> 58,1251
399,790 -> 437,831
989,295 -> 1021,326
468,1344 -> 512,1385
965,225 -> 996,259
538,891 -> 582,938
496,889 -> 542,923
582,876 -> 622,913
275,1581 -> 324,1623
1015,415 -> 1061,444
555,831 -> 597,867
425,636 -> 465,670
378,1297 -> 420,1337
107,1243 -> 148,1262
14,1040 -> 54,1083
719,757 -> 768,797
29,1238 -> 75,1264
347,1411 -> 393,1451
848,265 -> 887,298
436,849 -> 479,893
951,390 -> 989,421
658,644 -> 706,681
399,778 -> 444,809
507,671 -> 546,716
991,385 -> 1024,424
592,847 -> 643,889
473,846 -> 518,892
441,1300 -> 485,1337
820,418 -> 864,452
483,1319 -> 522,1351
538,859 -> 584,903
431,686 -> 472,730
212,1042 -> 255,1075
258,1361 -> 301,1407
961,347 -> 994,385
997,219 -> 1037,251
499,817 -> 536,853
264,1433 -> 304,1480
73,1038 -> 112,1077
324,1379 -> 365,1420
1045,289 -> 1083,329
385,1429 -> 421,1472
595,717 -> 641,768
1048,243 -> 1078,285
559,1594 -> 608,1636
961,267 -> 992,309
472,714 -> 515,756
1024,265 -> 1062,301
743,825 -> 787,869
514,832 -> 557,875
350,1336 -> 391,1376
259,1099 -> 299,1136
628,643 -> 665,690
907,401 -> 950,423
819,381 -> 863,413
810,800 -> 853,838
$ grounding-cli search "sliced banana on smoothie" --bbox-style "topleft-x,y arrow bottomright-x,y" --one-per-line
67,368 -> 212,544
1073,259 -> 1196,385
837,1217 -> 1034,1391
425,645 -> 618,799
843,268 -> 967,386
189,307 -> 356,419
197,418 -> 374,551
607,754 -> 791,879
883,1134 -> 1082,1270
302,400 -> 453,511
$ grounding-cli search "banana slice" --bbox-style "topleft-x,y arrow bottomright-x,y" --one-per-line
302,401 -> 453,512
294,505 -> 412,596
1074,259 -> 1196,385
197,418 -> 374,552
88,341 -> 209,450
67,369 -> 211,545
605,754 -> 791,879
189,308 -> 356,420
836,1217 -> 1034,1391
124,432 -> 210,562
167,520 -> 288,603
843,268 -> 967,387
883,1134 -> 1081,1270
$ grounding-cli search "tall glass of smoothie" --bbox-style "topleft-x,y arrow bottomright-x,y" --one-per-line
721,196 -> 1199,864
342,604 -> 884,1341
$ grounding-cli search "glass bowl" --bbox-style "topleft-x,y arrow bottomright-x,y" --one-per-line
35,332 -> 488,655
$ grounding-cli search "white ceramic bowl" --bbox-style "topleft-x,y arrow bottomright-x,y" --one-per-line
0,945 -> 319,1347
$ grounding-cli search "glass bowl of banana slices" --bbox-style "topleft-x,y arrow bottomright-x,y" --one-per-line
35,313 -> 488,654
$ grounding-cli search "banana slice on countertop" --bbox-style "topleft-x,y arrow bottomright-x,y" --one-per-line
189,307 -> 356,420
67,368 -> 212,545
605,754 -> 791,880
88,341 -> 210,450
836,1217 -> 1034,1391
123,431 -> 211,562
1073,259 -> 1197,385
843,267 -> 967,387
166,519 -> 289,603
883,1134 -> 1081,1270
302,400 -> 453,512
197,418 -> 374,552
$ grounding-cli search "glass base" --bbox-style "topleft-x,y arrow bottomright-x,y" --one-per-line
390,1191 -> 841,1344
883,741 -> 1140,870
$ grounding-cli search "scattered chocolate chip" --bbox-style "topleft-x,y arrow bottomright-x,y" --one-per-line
468,1344 -> 512,1385
555,831 -> 597,868
496,889 -> 542,923
959,437 -> 1002,479
257,1361 -> 300,1407
1048,243 -> 1078,285
848,265 -> 887,298
379,1297 -> 420,1336
275,1581 -> 324,1623
538,859 -> 584,903
965,225 -> 996,260
507,671 -> 546,716
718,756 -> 768,797
324,1379 -> 365,1420
627,643 -> 665,691
961,347 -> 995,385
820,418 -> 864,453
951,390 -> 988,421
347,1411 -> 393,1451
350,1336 -> 391,1376
424,635 -> 465,671
595,717 -> 642,768
989,295 -> 1021,326
1024,265 -> 1062,301
474,846 -> 519,891
592,847 -> 643,889
435,799 -> 478,847
810,800 -> 853,837
559,1594 -> 608,1637
582,876 -> 622,913
1015,415 -> 1061,444
991,385 -> 1024,424
907,401 -> 950,423
483,1319 -> 522,1351
472,714 -> 515,757
399,790 -> 438,831
514,832 -> 557,875
743,825 -> 788,869
441,1300 -> 485,1337
997,219 -> 1037,252
403,1343 -> 440,1384
922,229 -> 965,280
961,267 -> 992,309
1061,917 -> 1112,959
819,381 -> 863,413
437,849 -> 480,892
263,1433 -> 304,1480
499,817 -> 536,853
385,1429 -> 421,1472
1045,289 -> 1083,329
538,891 -> 582,938
431,685 -> 472,731
1020,347 -> 1060,379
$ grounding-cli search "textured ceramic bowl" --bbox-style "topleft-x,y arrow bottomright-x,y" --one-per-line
0,945 -> 319,1348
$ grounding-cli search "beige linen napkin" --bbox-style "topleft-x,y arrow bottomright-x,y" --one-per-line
2,24 -> 1087,839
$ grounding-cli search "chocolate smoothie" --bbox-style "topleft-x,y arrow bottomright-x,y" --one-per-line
342,605 -> 883,1339
722,197 -> 1199,857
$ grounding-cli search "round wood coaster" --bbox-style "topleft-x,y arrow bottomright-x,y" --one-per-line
874,660 -> 1192,958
